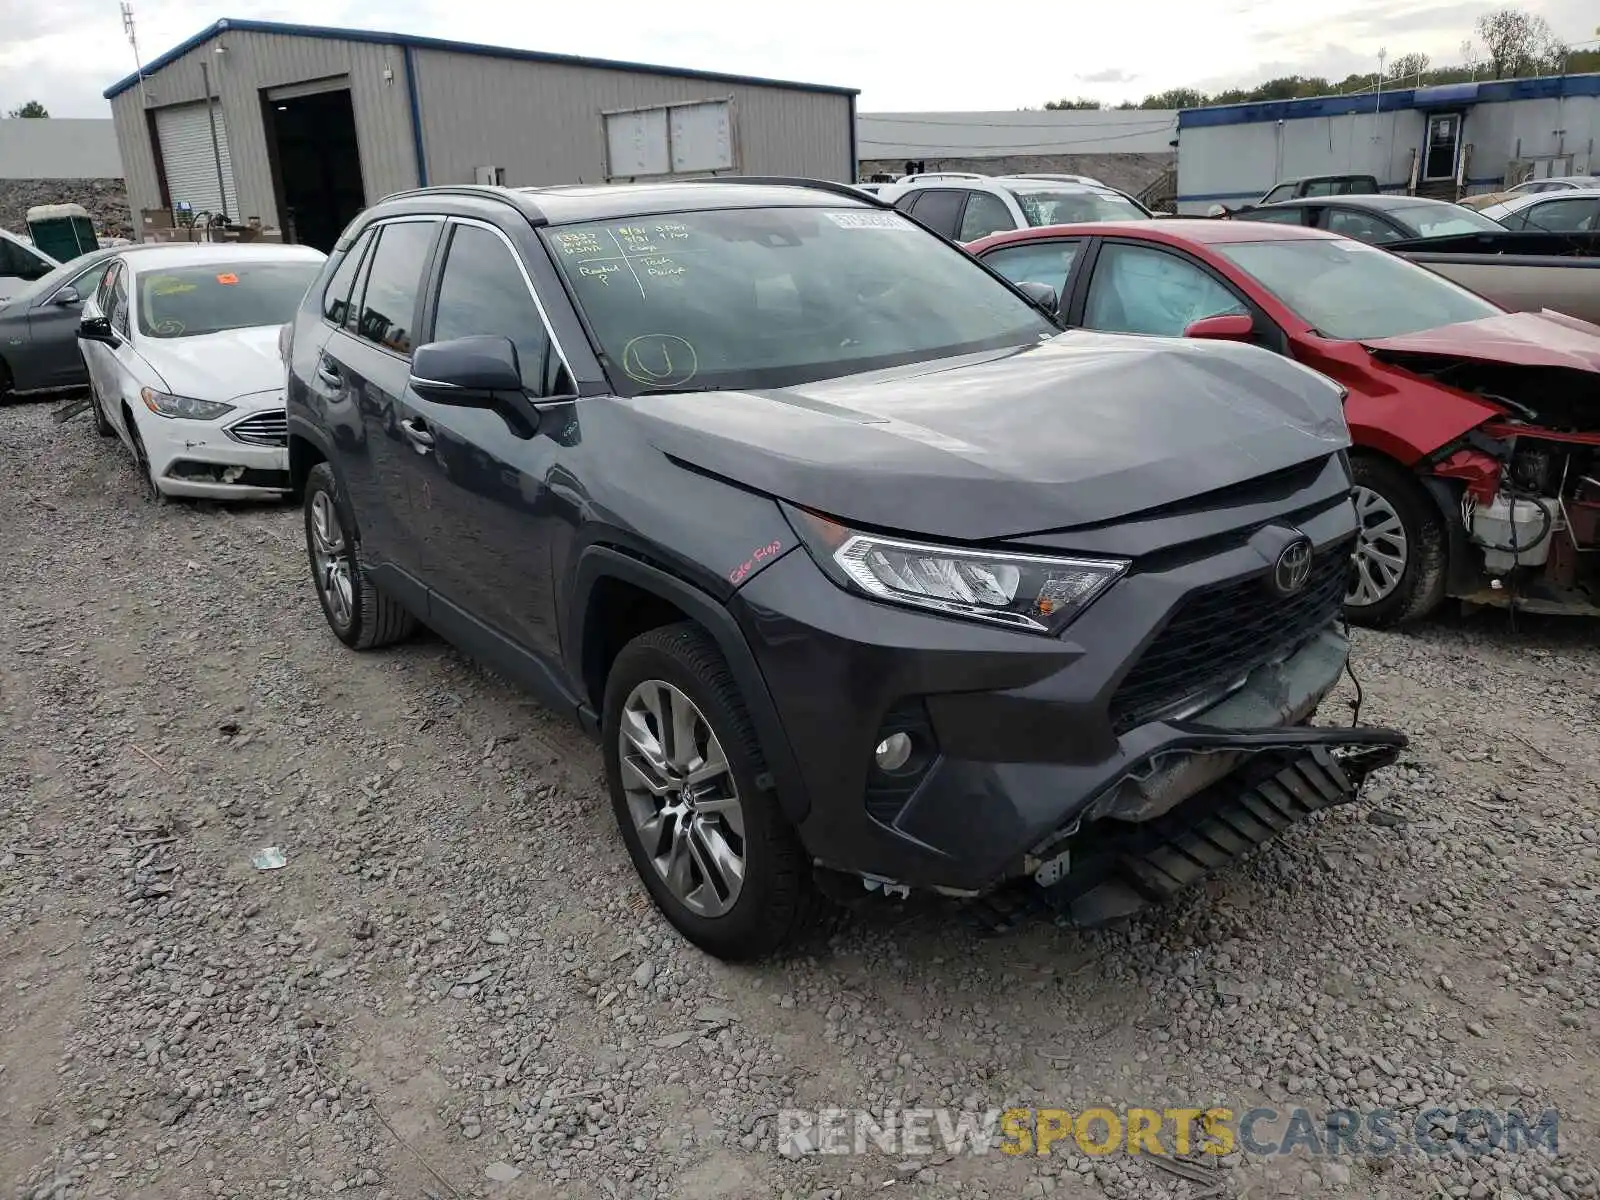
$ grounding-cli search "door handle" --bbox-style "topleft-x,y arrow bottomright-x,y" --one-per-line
316,358 -> 342,386
400,417 -> 435,451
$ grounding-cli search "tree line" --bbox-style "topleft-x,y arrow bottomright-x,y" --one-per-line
1043,7 -> 1595,111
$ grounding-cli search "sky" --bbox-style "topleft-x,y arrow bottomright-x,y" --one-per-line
3,0 -> 1597,118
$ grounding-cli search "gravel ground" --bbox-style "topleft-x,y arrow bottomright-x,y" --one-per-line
3,399 -> 1599,1200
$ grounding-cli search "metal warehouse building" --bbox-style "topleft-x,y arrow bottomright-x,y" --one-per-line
1175,73 -> 1600,213
105,18 -> 858,250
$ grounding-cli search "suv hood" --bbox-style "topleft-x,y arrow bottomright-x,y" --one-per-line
625,332 -> 1350,542
1362,310 -> 1600,372
143,325 -> 286,402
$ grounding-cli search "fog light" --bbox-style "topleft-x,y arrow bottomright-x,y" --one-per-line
874,732 -> 913,772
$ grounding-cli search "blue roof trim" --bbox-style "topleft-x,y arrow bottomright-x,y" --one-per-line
105,18 -> 860,100
1177,71 -> 1600,129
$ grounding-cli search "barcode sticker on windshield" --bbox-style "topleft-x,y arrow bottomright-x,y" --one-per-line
825,211 -> 911,230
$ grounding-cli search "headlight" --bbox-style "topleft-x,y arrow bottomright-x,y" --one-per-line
785,505 -> 1128,634
140,387 -> 235,420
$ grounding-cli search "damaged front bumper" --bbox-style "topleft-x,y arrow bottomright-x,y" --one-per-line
739,543 -> 1408,906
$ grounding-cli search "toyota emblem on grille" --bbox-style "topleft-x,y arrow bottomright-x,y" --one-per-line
1272,538 -> 1314,596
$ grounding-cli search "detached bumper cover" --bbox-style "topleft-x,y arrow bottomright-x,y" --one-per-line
969,734 -> 1404,931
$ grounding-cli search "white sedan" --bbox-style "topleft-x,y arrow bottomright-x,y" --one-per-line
76,242 -> 326,501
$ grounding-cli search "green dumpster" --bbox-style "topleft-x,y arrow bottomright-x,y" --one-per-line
25,203 -> 98,263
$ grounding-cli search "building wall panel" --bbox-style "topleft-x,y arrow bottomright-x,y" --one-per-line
107,28 -> 419,230
410,49 -> 852,187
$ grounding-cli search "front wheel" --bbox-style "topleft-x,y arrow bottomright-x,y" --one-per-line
602,623 -> 815,960
125,416 -> 166,503
1344,454 -> 1446,628
302,461 -> 417,649
88,378 -> 115,437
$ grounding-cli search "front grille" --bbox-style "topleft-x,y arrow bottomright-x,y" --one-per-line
225,408 -> 287,447
1108,538 -> 1352,735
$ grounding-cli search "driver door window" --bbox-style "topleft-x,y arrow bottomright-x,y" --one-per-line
1082,242 -> 1247,336
431,223 -> 573,397
107,269 -> 131,338
980,240 -> 1082,296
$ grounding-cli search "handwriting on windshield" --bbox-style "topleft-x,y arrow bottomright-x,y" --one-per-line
622,334 -> 698,387
557,222 -> 698,298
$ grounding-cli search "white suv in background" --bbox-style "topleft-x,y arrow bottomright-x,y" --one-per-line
879,175 -> 1153,243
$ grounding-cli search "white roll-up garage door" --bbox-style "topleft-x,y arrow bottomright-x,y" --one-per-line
155,101 -> 239,220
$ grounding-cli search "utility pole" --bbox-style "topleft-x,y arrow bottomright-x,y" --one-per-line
199,59 -> 228,223
120,0 -> 150,110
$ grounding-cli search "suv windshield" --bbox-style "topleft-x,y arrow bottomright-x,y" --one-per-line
1215,238 -> 1500,340
545,207 -> 1055,392
1389,203 -> 1504,238
137,261 -> 322,339
1006,186 -> 1149,226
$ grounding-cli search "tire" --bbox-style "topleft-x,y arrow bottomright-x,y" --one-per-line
87,378 -> 115,437
1345,453 -> 1446,628
302,461 -> 417,650
0,358 -> 12,402
124,412 -> 166,503
602,622 -> 815,960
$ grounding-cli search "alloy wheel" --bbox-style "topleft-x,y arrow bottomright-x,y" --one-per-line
1347,484 -> 1408,607
618,680 -> 746,918
309,491 -> 355,629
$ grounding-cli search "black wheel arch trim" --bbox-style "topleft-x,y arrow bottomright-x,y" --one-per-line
570,545 -> 812,826
1419,474 -> 1476,596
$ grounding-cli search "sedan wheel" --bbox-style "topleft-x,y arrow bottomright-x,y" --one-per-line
618,679 -> 746,918
1343,455 -> 1446,628
1347,485 -> 1408,607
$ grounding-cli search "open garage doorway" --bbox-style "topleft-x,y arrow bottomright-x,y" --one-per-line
265,81 -> 364,253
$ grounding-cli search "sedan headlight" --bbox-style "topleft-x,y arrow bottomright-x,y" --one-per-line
140,387 -> 234,421
786,505 -> 1128,634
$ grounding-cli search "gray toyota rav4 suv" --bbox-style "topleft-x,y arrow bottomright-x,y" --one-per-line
283,178 -> 1405,959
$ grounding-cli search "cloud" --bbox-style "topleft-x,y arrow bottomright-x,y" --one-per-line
1077,68 -> 1139,83
1,0 -> 1593,118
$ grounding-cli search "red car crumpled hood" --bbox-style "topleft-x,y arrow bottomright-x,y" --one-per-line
1361,310 -> 1600,372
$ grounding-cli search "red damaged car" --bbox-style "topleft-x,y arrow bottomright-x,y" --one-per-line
967,220 -> 1600,625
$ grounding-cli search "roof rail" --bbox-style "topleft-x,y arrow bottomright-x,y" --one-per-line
708,176 -> 891,207
374,183 -> 549,224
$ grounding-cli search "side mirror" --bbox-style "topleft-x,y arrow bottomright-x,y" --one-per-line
78,315 -> 115,343
1014,280 -> 1060,317
1183,313 -> 1255,342
409,335 -> 523,404
53,286 -> 82,308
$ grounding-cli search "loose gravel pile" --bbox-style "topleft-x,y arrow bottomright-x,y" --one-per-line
2,400 -> 1598,1200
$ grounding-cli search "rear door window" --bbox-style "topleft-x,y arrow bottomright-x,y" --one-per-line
323,228 -> 376,326
957,191 -> 1017,242
1237,207 -> 1310,225
903,190 -> 966,239
1513,197 -> 1600,232
354,219 -> 440,355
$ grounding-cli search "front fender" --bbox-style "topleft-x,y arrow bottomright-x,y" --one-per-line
568,545 -> 811,825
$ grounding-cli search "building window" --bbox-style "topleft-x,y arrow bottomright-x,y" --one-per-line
603,98 -> 737,180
